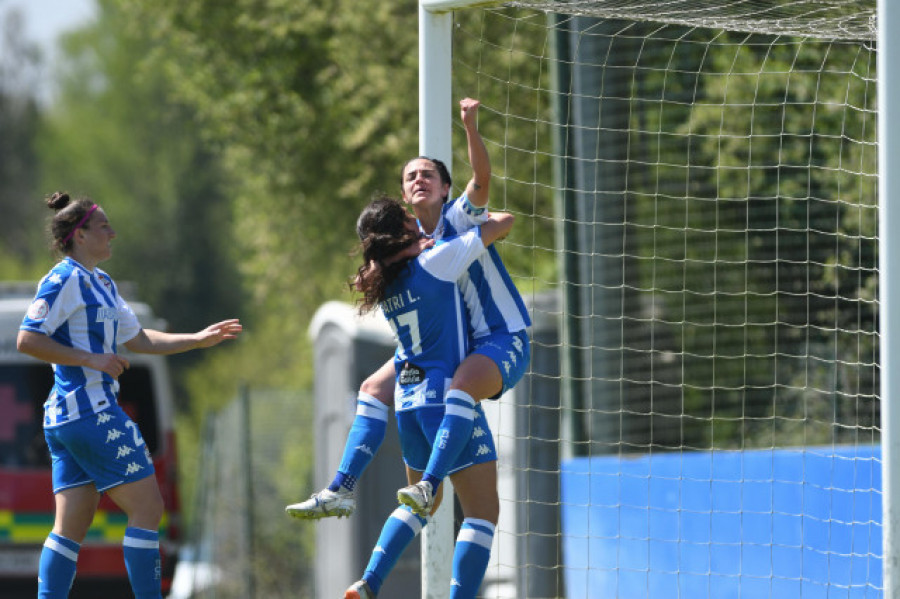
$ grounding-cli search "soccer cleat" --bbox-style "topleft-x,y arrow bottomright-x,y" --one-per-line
397,480 -> 434,516
344,579 -> 375,599
285,488 -> 356,520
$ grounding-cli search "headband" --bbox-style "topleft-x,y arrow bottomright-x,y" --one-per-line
62,204 -> 98,245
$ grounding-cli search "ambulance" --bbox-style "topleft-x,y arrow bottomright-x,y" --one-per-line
0,282 -> 181,596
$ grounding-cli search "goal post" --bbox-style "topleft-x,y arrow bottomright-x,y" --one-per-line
878,0 -> 900,595
419,1 -> 892,597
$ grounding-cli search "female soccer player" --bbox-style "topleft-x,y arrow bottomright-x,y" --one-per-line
342,196 -> 514,599
17,192 -> 242,599
287,98 -> 531,523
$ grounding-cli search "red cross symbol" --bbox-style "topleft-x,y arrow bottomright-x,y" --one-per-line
0,384 -> 35,442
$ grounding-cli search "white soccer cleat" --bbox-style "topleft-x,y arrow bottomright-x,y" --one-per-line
285,487 -> 356,520
397,480 -> 434,516
344,579 -> 375,599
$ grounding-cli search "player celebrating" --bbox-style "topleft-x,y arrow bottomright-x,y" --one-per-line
18,192 -> 242,599
286,98 -> 531,522
343,196 -> 514,599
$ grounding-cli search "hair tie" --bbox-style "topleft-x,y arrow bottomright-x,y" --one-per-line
61,204 -> 98,245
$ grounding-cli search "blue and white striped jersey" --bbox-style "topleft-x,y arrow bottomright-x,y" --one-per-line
384,227 -> 487,412
426,193 -> 532,338
20,257 -> 142,428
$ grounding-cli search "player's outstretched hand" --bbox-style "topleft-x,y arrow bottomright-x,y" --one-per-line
194,319 -> 243,348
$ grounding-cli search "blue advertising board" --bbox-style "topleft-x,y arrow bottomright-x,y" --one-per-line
561,446 -> 882,598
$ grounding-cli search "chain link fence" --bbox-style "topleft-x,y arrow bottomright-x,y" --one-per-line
175,387 -> 316,599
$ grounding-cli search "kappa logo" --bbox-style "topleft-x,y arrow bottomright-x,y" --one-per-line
451,578 -> 462,587
116,445 -> 134,459
355,444 -> 374,457
476,444 -> 492,457
48,273 -> 63,285
437,430 -> 450,450
512,336 -> 524,354
125,462 -> 143,475
472,426 -> 486,438
503,360 -> 511,375
106,428 -> 124,443
97,412 -> 113,425
507,350 -> 518,365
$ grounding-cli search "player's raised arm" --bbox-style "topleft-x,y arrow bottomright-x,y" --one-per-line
461,98 -> 490,209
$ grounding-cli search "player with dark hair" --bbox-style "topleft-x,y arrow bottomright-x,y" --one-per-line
18,192 -> 242,599
343,195 -> 515,599
286,98 -> 531,522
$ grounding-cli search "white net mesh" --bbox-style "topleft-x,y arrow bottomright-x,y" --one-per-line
446,2 -> 880,596
507,0 -> 876,40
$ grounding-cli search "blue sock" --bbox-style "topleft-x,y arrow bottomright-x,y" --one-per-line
38,532 -> 80,599
122,527 -> 161,599
422,390 -> 476,489
331,393 -> 390,492
450,518 -> 495,599
362,506 -> 428,595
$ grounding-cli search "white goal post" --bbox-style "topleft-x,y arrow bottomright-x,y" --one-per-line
878,0 -> 900,595
419,1 -> 898,598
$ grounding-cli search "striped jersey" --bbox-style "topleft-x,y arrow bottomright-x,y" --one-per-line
427,193 -> 532,338
384,227 -> 487,411
20,257 -> 142,428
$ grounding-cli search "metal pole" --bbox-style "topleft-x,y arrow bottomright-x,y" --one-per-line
418,6 -> 454,598
241,385 -> 255,599
879,0 -> 899,595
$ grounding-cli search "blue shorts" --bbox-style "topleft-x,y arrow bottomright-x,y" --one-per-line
397,403 -> 497,474
44,404 -> 155,494
472,330 -> 530,399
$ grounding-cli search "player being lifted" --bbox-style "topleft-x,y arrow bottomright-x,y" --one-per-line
287,98 -> 530,520
344,195 -> 515,599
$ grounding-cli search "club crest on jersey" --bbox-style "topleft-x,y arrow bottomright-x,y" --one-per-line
26,299 -> 49,321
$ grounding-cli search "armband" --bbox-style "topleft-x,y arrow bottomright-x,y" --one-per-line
463,196 -> 487,217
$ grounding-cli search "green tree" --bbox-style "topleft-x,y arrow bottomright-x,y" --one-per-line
38,1 -> 243,342
0,7 -> 45,277
633,32 -> 878,448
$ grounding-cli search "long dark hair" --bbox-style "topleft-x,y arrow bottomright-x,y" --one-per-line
353,196 -> 421,313
45,191 -> 95,254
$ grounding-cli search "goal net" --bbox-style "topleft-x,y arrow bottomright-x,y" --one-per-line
438,1 -> 880,597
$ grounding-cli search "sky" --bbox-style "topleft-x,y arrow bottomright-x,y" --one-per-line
2,0 -> 97,56
1,0 -> 97,103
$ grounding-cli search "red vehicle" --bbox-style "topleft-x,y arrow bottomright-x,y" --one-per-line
0,283 -> 181,598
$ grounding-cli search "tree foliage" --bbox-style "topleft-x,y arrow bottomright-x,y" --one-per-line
0,8 -> 45,277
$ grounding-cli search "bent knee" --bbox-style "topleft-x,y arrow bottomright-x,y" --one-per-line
466,503 -> 499,526
360,375 -> 394,404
